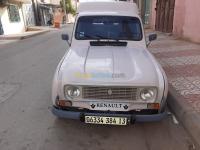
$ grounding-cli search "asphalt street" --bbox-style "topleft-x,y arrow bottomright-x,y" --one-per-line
0,25 -> 197,150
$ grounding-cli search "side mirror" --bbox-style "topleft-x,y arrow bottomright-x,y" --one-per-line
61,34 -> 71,46
61,34 -> 69,41
149,33 -> 157,41
147,33 -> 157,47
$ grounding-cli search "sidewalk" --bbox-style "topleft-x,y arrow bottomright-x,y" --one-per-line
0,29 -> 49,41
149,32 -> 200,147
0,24 -> 68,41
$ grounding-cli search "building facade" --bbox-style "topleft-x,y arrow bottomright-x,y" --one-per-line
0,0 -> 35,35
33,0 -> 61,26
22,2 -> 35,26
0,0 -> 61,35
133,0 -> 151,25
150,0 -> 200,43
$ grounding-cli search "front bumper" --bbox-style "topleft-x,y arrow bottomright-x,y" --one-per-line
52,106 -> 167,123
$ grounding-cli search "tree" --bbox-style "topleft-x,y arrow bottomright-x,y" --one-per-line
60,0 -> 76,16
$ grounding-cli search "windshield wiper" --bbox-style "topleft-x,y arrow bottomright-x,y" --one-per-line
76,32 -> 123,41
89,35 -> 127,46
92,35 -> 122,42
90,41 -> 127,46
76,32 -> 107,40
76,32 -> 127,46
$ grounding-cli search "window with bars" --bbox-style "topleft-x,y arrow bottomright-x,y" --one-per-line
8,4 -> 21,22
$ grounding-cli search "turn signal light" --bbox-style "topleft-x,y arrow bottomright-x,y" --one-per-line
147,103 -> 160,109
56,100 -> 72,107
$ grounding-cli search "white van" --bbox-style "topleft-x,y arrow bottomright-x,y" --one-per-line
51,1 -> 168,125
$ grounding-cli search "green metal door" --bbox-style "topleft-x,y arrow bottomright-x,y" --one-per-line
141,0 -> 151,25
144,0 -> 151,25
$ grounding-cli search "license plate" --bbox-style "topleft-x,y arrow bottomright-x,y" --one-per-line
85,116 -> 128,125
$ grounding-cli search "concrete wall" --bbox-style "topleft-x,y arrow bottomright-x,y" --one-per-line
150,0 -> 200,43
173,0 -> 200,43
0,5 -> 25,35
37,0 -> 60,5
38,0 -> 51,3
50,0 -> 61,5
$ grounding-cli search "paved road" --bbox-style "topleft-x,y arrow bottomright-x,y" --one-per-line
0,25 -> 196,150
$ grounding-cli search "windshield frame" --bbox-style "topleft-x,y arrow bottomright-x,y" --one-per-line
74,15 -> 143,41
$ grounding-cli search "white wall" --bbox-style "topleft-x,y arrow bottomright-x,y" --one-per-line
50,0 -> 61,5
37,0 -> 51,3
0,5 -> 26,35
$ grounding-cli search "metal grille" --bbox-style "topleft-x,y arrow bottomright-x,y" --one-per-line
82,86 -> 137,101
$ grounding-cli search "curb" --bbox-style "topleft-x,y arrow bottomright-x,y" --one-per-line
20,30 -> 49,40
0,30 -> 49,40
167,85 -> 200,148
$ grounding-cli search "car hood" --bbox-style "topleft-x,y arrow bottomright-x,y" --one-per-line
59,46 -> 160,86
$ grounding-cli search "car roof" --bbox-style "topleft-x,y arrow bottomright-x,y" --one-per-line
77,1 -> 139,17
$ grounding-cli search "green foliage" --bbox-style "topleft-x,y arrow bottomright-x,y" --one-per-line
60,0 -> 76,16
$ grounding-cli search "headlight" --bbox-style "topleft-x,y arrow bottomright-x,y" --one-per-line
64,86 -> 81,99
140,88 -> 157,101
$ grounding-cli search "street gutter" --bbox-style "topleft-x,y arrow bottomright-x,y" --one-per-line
167,85 -> 200,149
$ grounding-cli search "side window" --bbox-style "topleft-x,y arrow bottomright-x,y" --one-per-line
8,5 -> 21,22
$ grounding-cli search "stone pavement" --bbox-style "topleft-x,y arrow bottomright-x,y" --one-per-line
149,33 -> 200,147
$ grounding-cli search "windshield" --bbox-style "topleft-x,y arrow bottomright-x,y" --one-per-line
75,16 -> 143,41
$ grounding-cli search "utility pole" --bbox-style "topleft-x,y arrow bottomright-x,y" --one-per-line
63,0 -> 67,23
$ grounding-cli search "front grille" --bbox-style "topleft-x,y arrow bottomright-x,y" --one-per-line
82,86 -> 137,101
